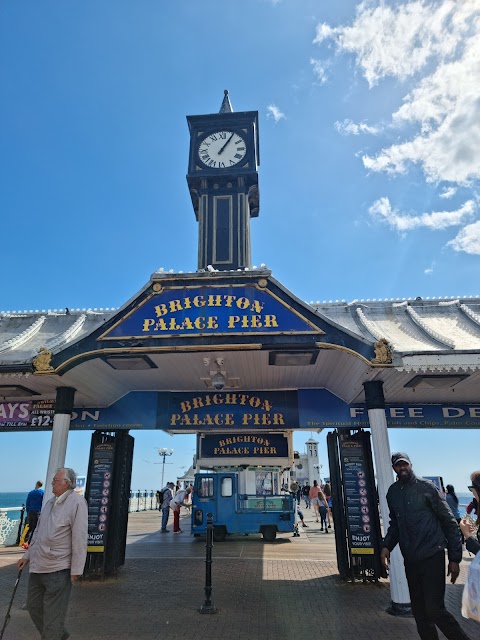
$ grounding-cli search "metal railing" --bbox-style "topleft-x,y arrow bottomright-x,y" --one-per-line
1,491 -> 158,546
0,505 -> 26,547
128,490 -> 159,513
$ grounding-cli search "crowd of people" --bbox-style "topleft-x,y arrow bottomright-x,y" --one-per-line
288,480 -> 333,532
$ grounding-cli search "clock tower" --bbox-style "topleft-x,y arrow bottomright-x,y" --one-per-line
186,91 -> 260,271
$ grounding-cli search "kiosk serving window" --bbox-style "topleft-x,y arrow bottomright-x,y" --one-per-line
197,477 -> 214,497
221,477 -> 233,497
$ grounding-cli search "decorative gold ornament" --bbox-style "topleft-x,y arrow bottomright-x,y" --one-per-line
371,338 -> 393,365
152,283 -> 163,292
257,278 -> 268,288
33,347 -> 54,372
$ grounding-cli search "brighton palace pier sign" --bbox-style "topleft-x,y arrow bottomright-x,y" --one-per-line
2,391 -> 480,431
99,284 -> 321,339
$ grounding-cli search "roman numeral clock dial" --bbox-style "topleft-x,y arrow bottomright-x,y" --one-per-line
198,131 -> 246,168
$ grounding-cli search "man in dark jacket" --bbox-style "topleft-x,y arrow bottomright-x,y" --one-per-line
380,453 -> 469,640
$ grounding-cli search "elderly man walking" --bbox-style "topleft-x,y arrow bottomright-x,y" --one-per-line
381,453 -> 469,640
17,468 -> 88,640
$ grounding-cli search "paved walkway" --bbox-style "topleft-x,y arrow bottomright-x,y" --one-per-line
0,506 -> 477,640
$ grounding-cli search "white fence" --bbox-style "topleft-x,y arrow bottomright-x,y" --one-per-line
0,507 -> 24,546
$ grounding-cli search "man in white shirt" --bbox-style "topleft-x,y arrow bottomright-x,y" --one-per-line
17,468 -> 88,640
171,487 -> 191,533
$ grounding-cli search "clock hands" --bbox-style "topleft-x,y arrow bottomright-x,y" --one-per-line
218,132 -> 235,155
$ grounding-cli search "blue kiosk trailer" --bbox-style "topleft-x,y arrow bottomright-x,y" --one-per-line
191,471 -> 295,542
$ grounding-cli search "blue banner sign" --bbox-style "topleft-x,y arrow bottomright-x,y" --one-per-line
100,285 -> 320,339
200,432 -> 289,457
297,389 -> 480,430
2,390 -> 480,431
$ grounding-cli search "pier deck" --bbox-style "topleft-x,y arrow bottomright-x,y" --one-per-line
0,507 -> 477,639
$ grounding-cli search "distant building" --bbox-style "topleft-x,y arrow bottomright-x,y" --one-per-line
177,464 -> 195,488
291,437 -> 323,486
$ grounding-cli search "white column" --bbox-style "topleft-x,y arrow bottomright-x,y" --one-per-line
44,387 -> 76,503
364,381 -> 411,614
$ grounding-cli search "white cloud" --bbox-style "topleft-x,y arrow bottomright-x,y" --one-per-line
314,1 -> 476,87
440,187 -> 457,199
335,119 -> 379,135
369,197 -> 475,232
266,104 -> 286,123
316,1 -> 480,185
313,23 -> 335,45
310,58 -> 328,84
447,221 -> 480,255
424,266 -> 434,275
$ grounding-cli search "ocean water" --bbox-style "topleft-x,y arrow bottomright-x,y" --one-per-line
457,492 -> 473,517
0,492 -> 27,517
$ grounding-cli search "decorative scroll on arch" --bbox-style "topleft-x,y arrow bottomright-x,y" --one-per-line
371,338 -> 393,365
33,347 -> 54,372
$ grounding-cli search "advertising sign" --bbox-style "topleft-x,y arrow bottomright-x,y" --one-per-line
0,399 -> 55,428
86,441 -> 115,553
100,285 -> 320,339
200,432 -> 289,457
339,434 -> 376,555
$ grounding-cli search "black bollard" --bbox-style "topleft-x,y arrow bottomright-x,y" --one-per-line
198,513 -> 218,614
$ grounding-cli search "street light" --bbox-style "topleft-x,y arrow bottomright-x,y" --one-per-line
157,448 -> 174,488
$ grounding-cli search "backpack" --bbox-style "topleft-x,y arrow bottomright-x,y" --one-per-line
157,490 -> 165,505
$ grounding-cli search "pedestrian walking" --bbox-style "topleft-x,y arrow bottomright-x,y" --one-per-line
323,482 -> 332,528
380,453 -> 469,640
17,468 -> 88,640
459,471 -> 480,624
318,488 -> 329,533
460,471 -> 480,556
302,483 -> 311,509
309,480 -> 322,523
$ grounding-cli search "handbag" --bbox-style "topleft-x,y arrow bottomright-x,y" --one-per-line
462,550 -> 480,622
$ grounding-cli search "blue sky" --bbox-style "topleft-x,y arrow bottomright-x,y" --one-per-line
1,1 -> 479,496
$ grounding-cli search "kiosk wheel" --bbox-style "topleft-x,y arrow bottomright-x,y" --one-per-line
262,526 -> 277,542
213,526 -> 227,542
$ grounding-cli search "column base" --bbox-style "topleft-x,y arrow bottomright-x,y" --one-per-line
198,604 -> 218,614
386,601 -> 412,617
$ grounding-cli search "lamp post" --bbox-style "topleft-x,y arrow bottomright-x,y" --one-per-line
157,448 -> 174,487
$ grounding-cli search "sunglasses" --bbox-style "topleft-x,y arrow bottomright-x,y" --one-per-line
468,485 -> 479,492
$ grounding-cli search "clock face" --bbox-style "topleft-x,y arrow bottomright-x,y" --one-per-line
198,131 -> 246,168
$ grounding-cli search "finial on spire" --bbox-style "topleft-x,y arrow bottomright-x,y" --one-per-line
219,89 -> 233,113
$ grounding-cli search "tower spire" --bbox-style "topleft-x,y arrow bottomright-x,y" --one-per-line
219,89 -> 233,113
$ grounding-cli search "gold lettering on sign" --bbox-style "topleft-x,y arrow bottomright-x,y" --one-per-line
169,394 -> 285,429
140,292 -> 283,333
